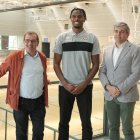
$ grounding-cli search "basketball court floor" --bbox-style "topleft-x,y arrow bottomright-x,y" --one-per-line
0,59 -> 140,140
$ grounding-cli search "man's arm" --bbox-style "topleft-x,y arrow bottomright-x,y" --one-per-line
117,47 -> 140,94
53,53 -> 75,92
0,56 -> 11,77
99,50 -> 120,97
72,54 -> 100,94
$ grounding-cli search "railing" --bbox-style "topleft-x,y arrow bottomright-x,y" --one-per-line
0,83 -> 80,140
0,82 -> 104,140
0,107 -> 79,140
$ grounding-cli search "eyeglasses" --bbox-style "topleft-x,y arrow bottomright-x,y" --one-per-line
24,39 -> 37,43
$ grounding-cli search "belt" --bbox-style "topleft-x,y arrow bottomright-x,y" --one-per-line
19,95 -> 44,102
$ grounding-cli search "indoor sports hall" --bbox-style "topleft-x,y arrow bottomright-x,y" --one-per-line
0,0 -> 140,139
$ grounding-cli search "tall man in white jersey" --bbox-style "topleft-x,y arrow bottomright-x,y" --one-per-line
53,8 -> 100,140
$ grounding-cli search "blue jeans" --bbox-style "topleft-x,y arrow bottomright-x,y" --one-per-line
13,95 -> 46,140
58,85 -> 93,140
105,99 -> 135,140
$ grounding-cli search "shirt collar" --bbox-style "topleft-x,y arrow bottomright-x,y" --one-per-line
24,49 -> 39,58
115,41 -> 127,49
71,29 -> 86,36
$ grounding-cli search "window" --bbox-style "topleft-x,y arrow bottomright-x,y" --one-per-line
0,35 -> 17,50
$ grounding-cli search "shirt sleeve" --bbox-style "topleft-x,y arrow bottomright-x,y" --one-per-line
53,33 -> 63,54
0,53 -> 11,77
90,33 -> 100,55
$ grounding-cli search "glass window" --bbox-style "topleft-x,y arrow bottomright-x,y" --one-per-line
0,35 -> 18,50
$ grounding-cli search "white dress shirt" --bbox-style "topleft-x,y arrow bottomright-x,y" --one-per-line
20,50 -> 44,99
113,41 -> 127,67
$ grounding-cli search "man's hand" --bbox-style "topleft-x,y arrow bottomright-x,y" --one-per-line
106,85 -> 120,98
63,82 -> 76,93
71,82 -> 87,95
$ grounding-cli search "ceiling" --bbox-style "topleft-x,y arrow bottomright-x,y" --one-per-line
0,0 -> 108,12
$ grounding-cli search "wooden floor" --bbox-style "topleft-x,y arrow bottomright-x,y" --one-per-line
0,59 -> 140,140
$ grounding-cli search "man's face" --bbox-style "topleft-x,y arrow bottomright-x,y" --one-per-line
24,33 -> 39,54
114,26 -> 129,45
70,10 -> 86,29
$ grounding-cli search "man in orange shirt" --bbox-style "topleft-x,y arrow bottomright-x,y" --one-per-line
0,31 -> 48,140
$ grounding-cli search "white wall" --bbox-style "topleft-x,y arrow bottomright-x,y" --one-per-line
0,10 -> 26,35
0,0 -> 140,57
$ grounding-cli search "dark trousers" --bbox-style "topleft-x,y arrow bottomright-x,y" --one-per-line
13,95 -> 46,140
58,85 -> 93,140
105,99 -> 135,140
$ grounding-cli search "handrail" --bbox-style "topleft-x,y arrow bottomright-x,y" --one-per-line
0,83 -> 80,140
0,107 -> 79,140
0,78 -> 100,89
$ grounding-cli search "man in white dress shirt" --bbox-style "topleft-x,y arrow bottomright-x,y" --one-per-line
99,22 -> 140,140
